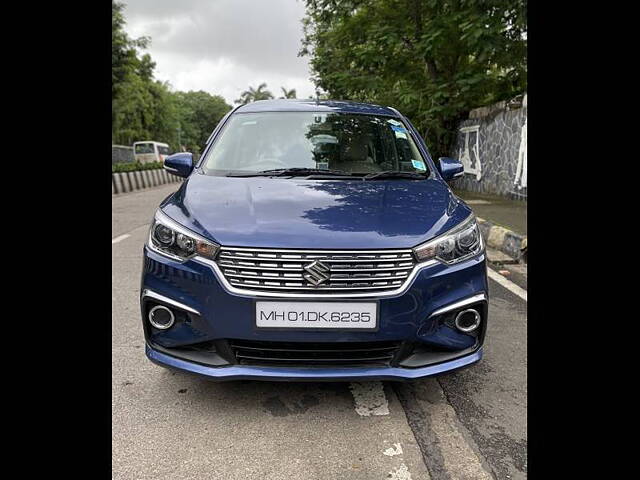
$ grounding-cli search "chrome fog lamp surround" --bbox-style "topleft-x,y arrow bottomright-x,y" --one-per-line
148,305 -> 175,330
454,308 -> 481,333
141,289 -> 201,315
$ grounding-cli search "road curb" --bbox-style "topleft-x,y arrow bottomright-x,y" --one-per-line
477,217 -> 527,263
112,169 -> 182,195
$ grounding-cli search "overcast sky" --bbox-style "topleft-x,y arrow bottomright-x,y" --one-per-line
123,0 -> 316,105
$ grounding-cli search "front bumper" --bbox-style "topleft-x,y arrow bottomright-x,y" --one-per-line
146,343 -> 483,381
140,245 -> 488,381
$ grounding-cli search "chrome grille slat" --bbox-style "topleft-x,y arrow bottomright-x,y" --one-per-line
219,263 -> 413,273
217,247 -> 416,294
219,251 -> 413,262
220,256 -> 411,264
220,248 -> 411,254
224,272 -> 407,282
228,279 -> 401,289
227,280 -> 404,290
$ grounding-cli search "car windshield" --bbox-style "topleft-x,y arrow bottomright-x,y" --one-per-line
201,112 -> 429,176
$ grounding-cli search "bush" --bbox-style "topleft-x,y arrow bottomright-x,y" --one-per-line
112,161 -> 164,173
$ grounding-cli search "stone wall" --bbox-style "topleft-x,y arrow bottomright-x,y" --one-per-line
449,94 -> 527,200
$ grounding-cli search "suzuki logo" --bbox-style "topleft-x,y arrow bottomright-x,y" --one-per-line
303,260 -> 331,287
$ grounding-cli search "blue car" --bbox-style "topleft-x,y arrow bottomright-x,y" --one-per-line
140,99 -> 487,381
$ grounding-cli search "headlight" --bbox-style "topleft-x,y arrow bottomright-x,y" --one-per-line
148,210 -> 220,262
413,214 -> 483,264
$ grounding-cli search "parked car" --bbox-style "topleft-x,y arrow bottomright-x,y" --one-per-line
140,99 -> 487,381
133,141 -> 171,164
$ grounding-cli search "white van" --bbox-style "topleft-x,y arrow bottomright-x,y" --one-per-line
133,141 -> 171,164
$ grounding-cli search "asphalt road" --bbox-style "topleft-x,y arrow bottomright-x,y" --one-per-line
112,184 -> 527,480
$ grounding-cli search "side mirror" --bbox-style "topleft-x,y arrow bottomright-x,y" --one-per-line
164,152 -> 194,178
438,157 -> 464,181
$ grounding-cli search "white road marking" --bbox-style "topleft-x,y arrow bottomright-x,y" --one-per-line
487,267 -> 527,301
111,234 -> 131,244
465,199 -> 491,205
383,443 -> 403,457
388,463 -> 412,480
349,381 -> 390,416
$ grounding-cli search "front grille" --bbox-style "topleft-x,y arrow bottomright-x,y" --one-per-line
215,247 -> 416,294
230,339 -> 402,366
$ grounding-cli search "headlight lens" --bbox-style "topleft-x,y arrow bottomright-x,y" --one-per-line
148,211 -> 220,261
154,224 -> 175,246
413,215 -> 483,264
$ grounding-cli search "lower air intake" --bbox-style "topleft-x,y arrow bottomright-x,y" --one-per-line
229,339 -> 402,367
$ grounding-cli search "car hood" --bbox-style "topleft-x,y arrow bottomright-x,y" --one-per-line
161,173 -> 472,249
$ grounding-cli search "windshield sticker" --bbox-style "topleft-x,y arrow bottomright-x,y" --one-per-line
387,119 -> 403,126
412,159 -> 426,171
391,124 -> 408,139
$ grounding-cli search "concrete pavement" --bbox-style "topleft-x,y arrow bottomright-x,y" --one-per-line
454,190 -> 527,237
112,183 -> 527,479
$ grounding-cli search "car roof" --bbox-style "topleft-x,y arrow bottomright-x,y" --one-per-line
234,99 -> 399,117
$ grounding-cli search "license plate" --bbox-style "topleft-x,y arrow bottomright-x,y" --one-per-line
255,301 -> 377,330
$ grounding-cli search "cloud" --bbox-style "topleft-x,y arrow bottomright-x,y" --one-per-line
122,0 -> 316,104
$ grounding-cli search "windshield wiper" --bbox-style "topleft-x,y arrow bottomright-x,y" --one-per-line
226,168 -> 357,178
363,170 -> 428,181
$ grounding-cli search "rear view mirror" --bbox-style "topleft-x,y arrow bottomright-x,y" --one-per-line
438,157 -> 464,181
164,152 -> 194,178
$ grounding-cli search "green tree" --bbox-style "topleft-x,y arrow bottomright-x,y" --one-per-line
112,77 -> 180,148
174,91 -> 232,153
280,87 -> 297,99
300,0 -> 527,158
112,74 -> 154,146
112,0 -> 151,101
147,81 -> 180,147
112,2 -> 237,152
235,83 -> 274,104
112,0 -> 167,144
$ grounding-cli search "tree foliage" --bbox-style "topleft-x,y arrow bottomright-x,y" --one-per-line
235,83 -> 274,104
174,91 -> 231,154
112,0 -> 150,101
300,0 -> 527,157
280,87 -> 298,99
112,1 -> 231,152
